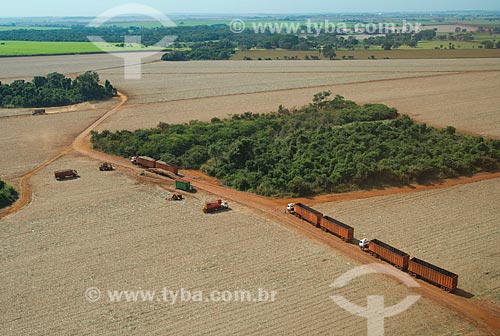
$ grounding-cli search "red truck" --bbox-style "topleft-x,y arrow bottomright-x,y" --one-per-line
203,200 -> 229,213
409,258 -> 458,292
54,169 -> 79,180
359,239 -> 410,271
320,216 -> 354,242
287,203 -> 323,227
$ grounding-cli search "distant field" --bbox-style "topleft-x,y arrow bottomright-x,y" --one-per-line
0,26 -> 63,31
0,41 -> 164,56
232,48 -> 500,60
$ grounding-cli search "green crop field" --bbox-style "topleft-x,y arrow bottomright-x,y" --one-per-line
0,41 -> 165,56
0,26 -> 63,31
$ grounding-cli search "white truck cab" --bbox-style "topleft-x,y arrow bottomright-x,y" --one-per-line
359,238 -> 370,249
131,156 -> 137,164
287,203 -> 295,213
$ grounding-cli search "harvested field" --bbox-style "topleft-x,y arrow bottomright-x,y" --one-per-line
0,99 -> 118,178
99,70 -> 500,138
232,49 -> 500,60
0,154 -> 481,335
314,177 -> 500,305
1,54 -> 499,335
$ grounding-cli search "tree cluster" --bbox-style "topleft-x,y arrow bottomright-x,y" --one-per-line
0,72 -> 116,108
91,92 -> 500,197
162,41 -> 236,61
0,180 -> 18,209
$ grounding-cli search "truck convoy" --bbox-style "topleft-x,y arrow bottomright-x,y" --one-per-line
287,203 -> 458,293
203,200 -> 229,213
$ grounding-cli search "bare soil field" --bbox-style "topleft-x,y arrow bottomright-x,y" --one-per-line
314,178 -> 500,305
99,70 -> 500,138
1,54 -> 499,335
0,52 -> 161,81
0,98 -> 117,179
232,49 -> 500,60
96,58 -> 500,104
0,154 -> 481,335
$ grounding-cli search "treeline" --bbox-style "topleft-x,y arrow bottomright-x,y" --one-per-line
0,24 -> 452,51
91,92 -> 500,197
162,41 -> 236,61
0,72 -> 116,108
0,180 -> 18,209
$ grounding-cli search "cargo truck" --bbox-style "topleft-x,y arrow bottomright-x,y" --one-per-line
135,156 -> 156,168
155,160 -> 179,175
203,200 -> 229,213
359,238 -> 410,270
54,169 -> 79,180
175,180 -> 193,192
320,216 -> 354,242
409,258 -> 458,292
287,203 -> 323,227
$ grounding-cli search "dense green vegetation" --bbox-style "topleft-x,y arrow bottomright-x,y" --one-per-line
2,24 -> 498,58
162,41 -> 236,61
0,72 -> 116,108
0,180 -> 18,209
91,92 -> 500,197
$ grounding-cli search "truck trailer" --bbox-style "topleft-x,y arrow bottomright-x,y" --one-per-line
287,203 -> 323,227
359,239 -> 410,270
54,169 -> 79,180
320,216 -> 354,242
409,258 -> 458,292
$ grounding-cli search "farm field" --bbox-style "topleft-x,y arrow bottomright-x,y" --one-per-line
232,48 -> 500,60
0,53 -> 499,335
314,177 -> 500,305
0,154 -> 480,335
0,98 -> 118,178
95,63 -> 500,138
0,41 -> 164,56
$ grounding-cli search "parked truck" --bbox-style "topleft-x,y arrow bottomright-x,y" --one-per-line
175,180 -> 193,192
409,258 -> 458,292
135,156 -> 156,168
287,203 -> 323,227
320,216 -> 354,242
32,109 -> 46,116
359,239 -> 410,270
155,160 -> 179,175
54,169 -> 79,180
203,200 -> 229,213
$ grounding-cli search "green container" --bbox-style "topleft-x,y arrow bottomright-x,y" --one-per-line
175,180 -> 191,191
